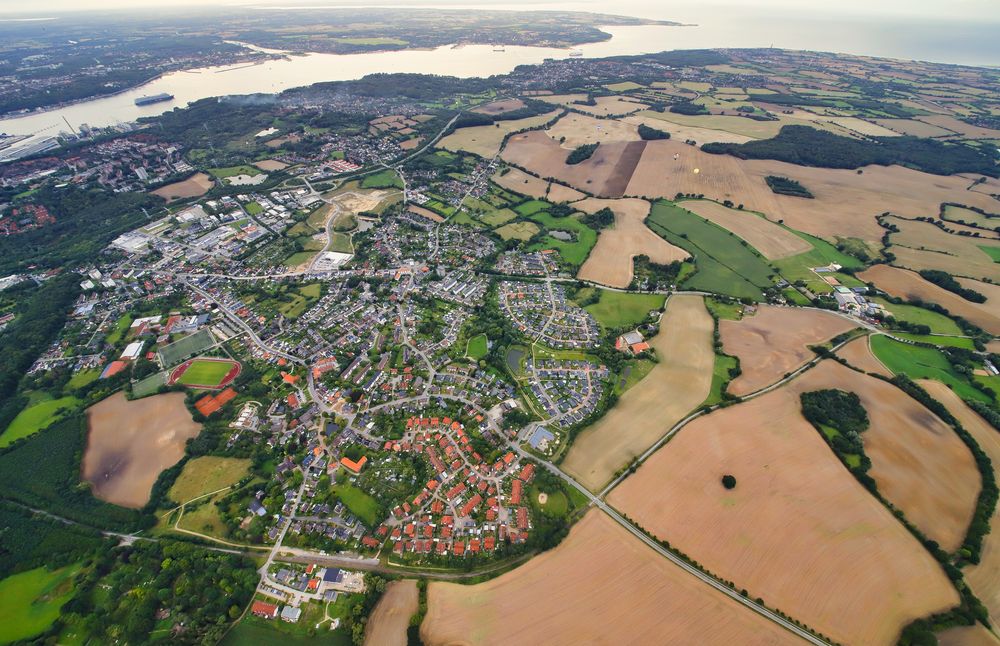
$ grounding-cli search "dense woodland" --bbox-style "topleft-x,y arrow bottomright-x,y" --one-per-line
918,269 -> 987,303
703,125 -> 999,177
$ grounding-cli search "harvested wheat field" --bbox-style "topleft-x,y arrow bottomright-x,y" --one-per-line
608,364 -> 960,646
886,216 -> 1000,282
547,182 -> 586,203
437,110 -> 559,157
253,159 -> 288,171
721,305 -> 855,396
365,580 -> 418,646
546,113 -> 639,147
502,130 -> 642,198
873,118 -> 957,138
562,295 -> 712,491
421,510 -> 799,646
836,335 -> 892,377
575,197 -> 688,288
623,112 -> 754,144
938,625 -> 1000,646
622,139 -> 1000,244
791,362 -> 979,552
916,114 -> 1000,140
920,380 -> 1000,624
678,199 -> 811,259
472,98 -> 525,114
151,172 -> 214,202
539,94 -> 647,117
492,167 -> 549,198
858,265 -> 1000,335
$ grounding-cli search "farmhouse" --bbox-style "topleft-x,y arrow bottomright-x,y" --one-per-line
615,330 -> 649,355
251,600 -> 279,619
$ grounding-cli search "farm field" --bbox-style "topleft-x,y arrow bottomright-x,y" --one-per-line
608,362 -> 960,646
501,130 -> 643,198
562,295 -> 713,491
622,138 -> 1000,245
82,392 -> 202,508
772,231 -> 864,294
633,109 -> 795,139
645,201 -> 774,300
836,335 -> 892,377
493,221 -> 539,241
859,264 -> 1000,335
151,172 -> 214,202
472,98 -> 525,114
0,394 -> 80,447
915,114 -> 1000,139
677,200 -> 812,260
919,380 -> 1000,626
538,94 -> 647,117
872,118 -> 957,138
364,580 -> 418,646
720,305 -> 856,396
943,204 -> 1000,230
576,198 -> 687,288
0,564 -> 81,643
869,335 -> 991,403
421,510 -> 800,646
583,289 -> 664,329
799,361 -> 979,551
492,168 -> 549,199
437,110 -> 559,157
623,112 -> 754,145
168,456 -> 252,503
872,297 -> 965,336
545,112 -> 639,147
885,216 -> 1000,282
938,625 -> 1000,646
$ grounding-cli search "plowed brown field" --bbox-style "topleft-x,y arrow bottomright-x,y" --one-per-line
858,265 -> 1000,335
608,362 -> 960,646
720,305 -> 855,395
546,112 -> 639,147
421,510 -> 800,646
562,295 -> 712,491
501,131 -> 638,198
575,197 -> 688,288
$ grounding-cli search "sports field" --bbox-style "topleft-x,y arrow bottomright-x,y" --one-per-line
169,357 -> 241,389
159,328 -> 215,367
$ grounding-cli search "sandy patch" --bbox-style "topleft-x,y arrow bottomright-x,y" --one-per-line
836,335 -> 892,377
421,510 -> 799,646
721,305 -> 856,396
678,199 -> 811,259
365,580 -> 418,646
562,295 -> 712,491
574,198 -> 688,289
82,392 -> 201,508
151,172 -> 213,202
858,265 -> 1000,336
608,362 -> 960,646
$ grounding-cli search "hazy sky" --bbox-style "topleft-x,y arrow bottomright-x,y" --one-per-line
0,0 -> 998,20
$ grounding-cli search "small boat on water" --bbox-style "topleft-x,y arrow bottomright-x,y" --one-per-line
493,45 -> 506,52
568,49 -> 583,57
134,93 -> 174,107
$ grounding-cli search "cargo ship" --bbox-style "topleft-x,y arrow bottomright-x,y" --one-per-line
134,92 -> 174,107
